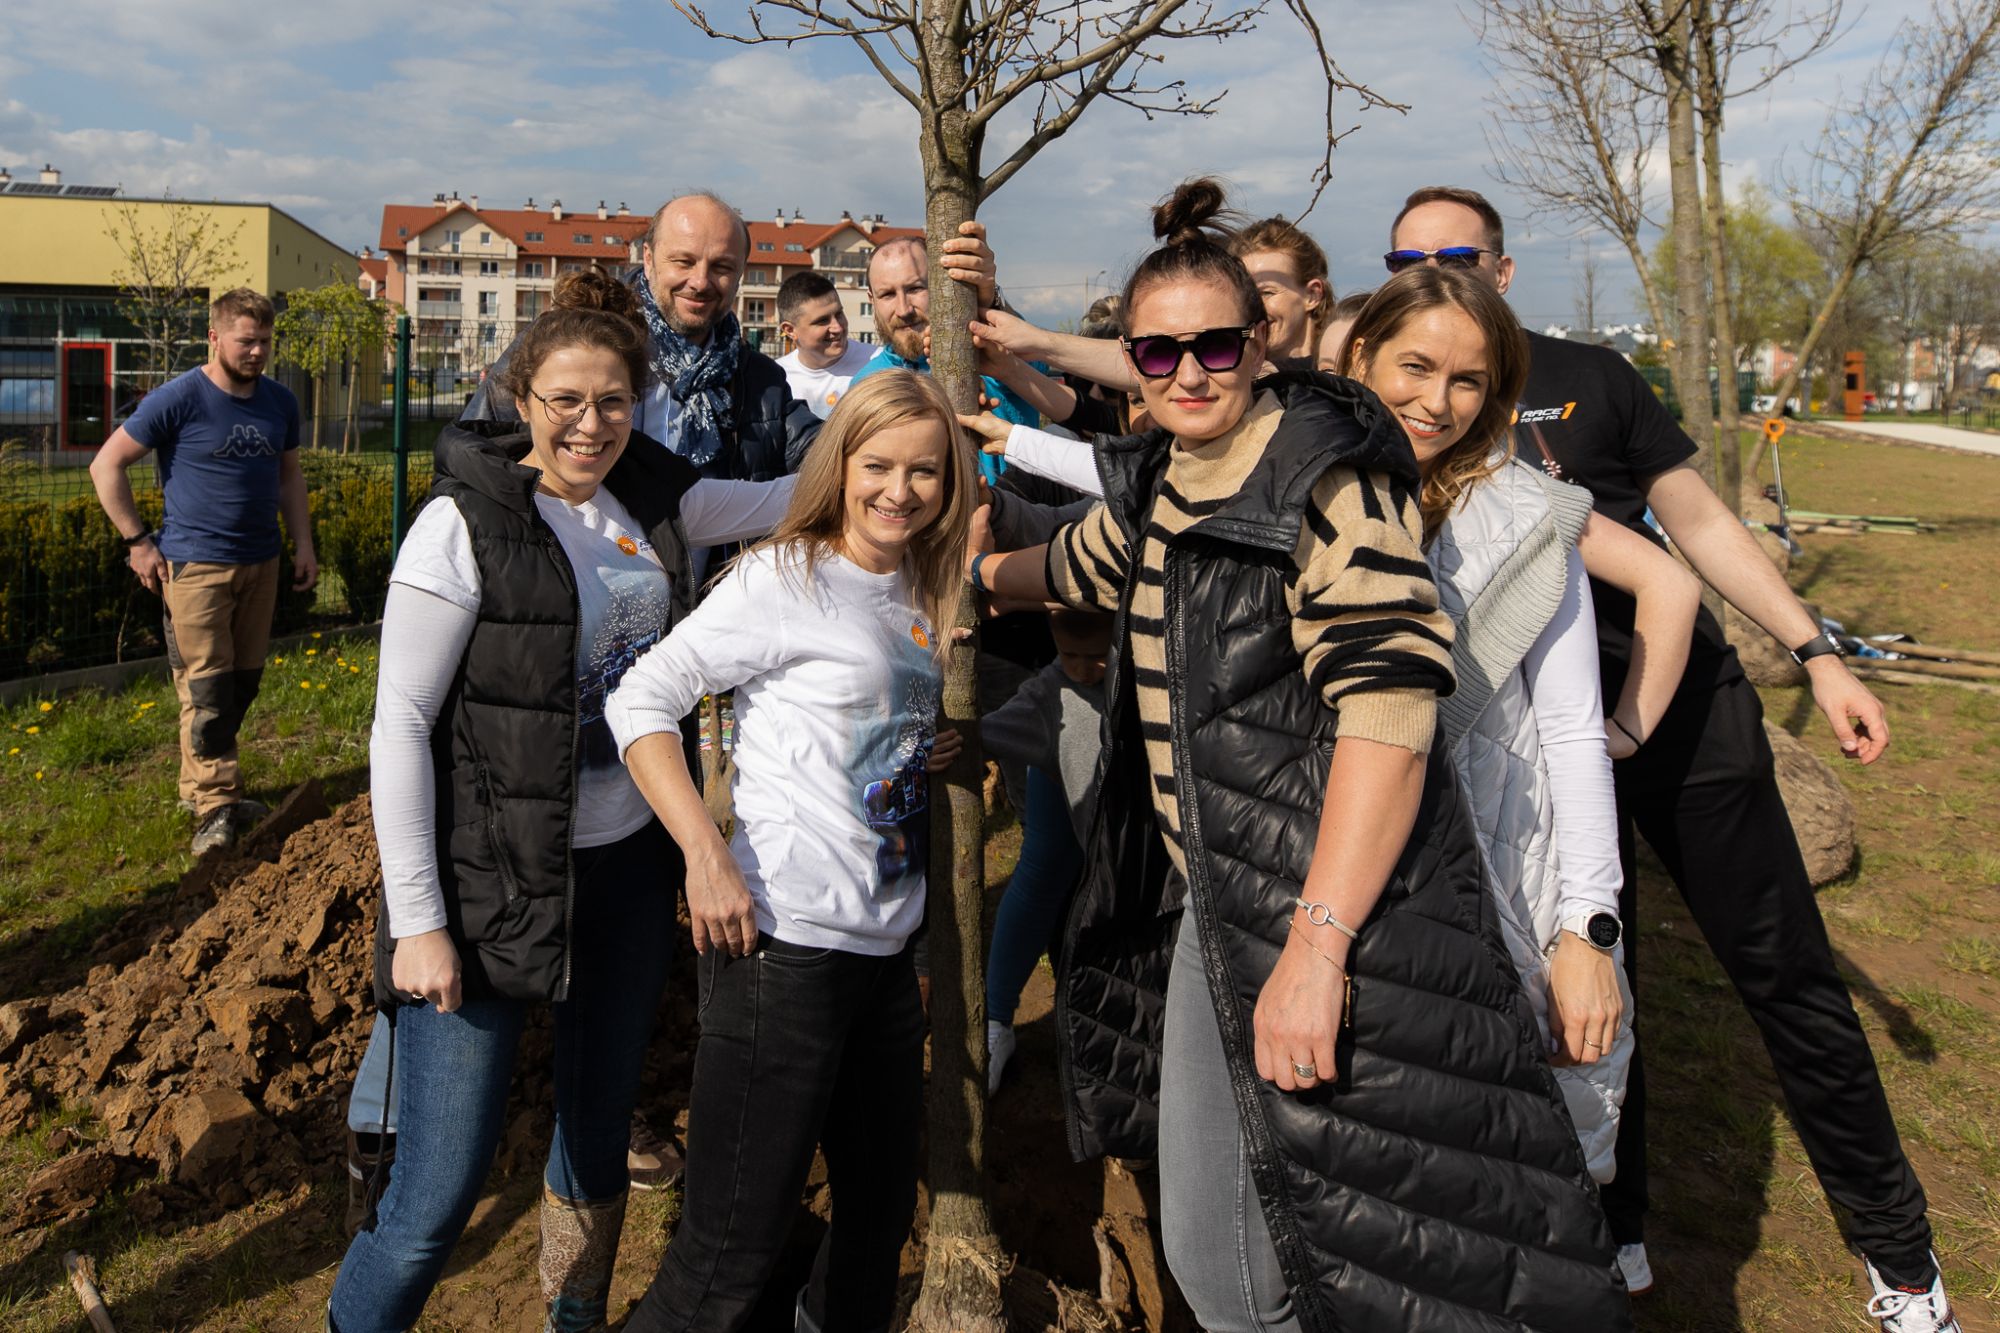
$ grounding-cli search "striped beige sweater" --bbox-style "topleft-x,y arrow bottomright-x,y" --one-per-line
1046,391 -> 1454,869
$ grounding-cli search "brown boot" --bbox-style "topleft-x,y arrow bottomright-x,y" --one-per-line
540,1186 -> 626,1333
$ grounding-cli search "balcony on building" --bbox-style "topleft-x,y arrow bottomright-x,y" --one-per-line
417,299 -> 464,319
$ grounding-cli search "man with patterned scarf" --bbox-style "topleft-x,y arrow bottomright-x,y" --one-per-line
465,192 -> 818,499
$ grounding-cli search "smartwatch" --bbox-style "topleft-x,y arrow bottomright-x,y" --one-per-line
1560,910 -> 1623,952
1788,630 -> 1843,667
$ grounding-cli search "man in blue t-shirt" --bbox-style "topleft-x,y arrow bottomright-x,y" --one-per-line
851,234 -> 1035,484
90,287 -> 317,856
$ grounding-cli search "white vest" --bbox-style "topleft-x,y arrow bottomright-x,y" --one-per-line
1431,457 -> 1634,1183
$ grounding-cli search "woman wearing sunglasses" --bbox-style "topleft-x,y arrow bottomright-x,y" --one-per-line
969,179 -> 1629,1330
328,270 -> 795,1333
1337,266 -> 1701,1184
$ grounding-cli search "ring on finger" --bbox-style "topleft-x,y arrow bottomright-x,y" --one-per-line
1583,1038 -> 1604,1049
1291,1060 -> 1319,1081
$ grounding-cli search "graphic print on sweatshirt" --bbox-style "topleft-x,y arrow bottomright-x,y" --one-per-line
859,619 -> 939,891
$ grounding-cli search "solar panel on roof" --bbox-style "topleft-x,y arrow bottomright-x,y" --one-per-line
3,182 -> 64,195
63,185 -> 118,198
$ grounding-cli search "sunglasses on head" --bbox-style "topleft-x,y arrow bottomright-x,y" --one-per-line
1382,246 -> 1498,274
1122,325 -> 1254,379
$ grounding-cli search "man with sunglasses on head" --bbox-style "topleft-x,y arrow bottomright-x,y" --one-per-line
1386,185 -> 1955,1332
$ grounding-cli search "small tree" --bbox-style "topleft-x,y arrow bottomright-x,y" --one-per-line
103,199 -> 245,389
672,3 -> 1398,1326
276,284 -> 391,453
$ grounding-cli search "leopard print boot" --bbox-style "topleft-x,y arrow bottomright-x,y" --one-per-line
539,1186 -> 627,1333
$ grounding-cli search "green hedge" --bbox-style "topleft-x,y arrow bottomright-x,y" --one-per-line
0,453 -> 428,680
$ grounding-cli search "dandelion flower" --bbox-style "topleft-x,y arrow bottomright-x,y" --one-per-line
301,681 -> 313,690
350,666 -> 361,674
311,632 -> 322,640
6,747 -> 17,756
274,656 -> 285,665
25,726 -> 39,735
38,701 -> 52,713
306,649 -> 318,657
140,701 -> 156,710
34,771 -> 43,781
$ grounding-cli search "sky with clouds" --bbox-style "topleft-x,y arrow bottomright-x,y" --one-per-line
0,0 -> 1917,332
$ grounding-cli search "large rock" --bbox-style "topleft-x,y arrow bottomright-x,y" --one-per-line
163,1086 -> 262,1188
203,984 -> 312,1062
1765,722 -> 1857,885
19,1146 -> 117,1228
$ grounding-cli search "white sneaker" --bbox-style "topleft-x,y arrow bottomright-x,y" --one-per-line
986,1021 -> 1017,1096
1866,1252 -> 1961,1332
1617,1242 -> 1654,1296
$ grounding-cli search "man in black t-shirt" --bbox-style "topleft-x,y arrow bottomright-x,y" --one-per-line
1386,188 -> 1955,1328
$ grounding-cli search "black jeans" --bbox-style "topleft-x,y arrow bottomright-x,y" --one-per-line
627,934 -> 925,1333
1604,675 -> 1931,1274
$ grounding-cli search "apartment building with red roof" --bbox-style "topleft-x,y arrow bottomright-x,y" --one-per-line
374,194 -> 923,370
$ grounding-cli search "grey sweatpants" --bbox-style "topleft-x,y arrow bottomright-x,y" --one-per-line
1158,910 -> 1302,1332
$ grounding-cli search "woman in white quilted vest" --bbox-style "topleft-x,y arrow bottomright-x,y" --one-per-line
1339,266 -> 1702,1180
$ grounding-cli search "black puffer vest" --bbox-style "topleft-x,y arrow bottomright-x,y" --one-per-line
370,421 -> 699,1006
1055,370 -> 1630,1330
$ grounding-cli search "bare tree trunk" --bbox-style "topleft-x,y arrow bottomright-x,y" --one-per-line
1664,0 -> 1716,484
1694,0 -> 1740,510
1619,232 -> 1675,356
344,354 -> 359,455
908,9 -> 1006,1331
311,375 -> 324,450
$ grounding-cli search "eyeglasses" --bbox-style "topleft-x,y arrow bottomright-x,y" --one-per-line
528,387 -> 636,427
1382,246 -> 1500,274
1122,326 -> 1255,380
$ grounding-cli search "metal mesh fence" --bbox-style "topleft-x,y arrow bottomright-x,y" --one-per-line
0,314 -> 492,681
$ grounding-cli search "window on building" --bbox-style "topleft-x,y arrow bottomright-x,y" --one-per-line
526,230 -> 544,242
785,243 -> 804,252
397,226 -> 408,238
573,233 -> 592,243
480,230 -> 492,244
478,260 -> 500,276
522,261 -> 546,278
479,323 -> 498,346
605,235 -> 621,245
745,300 -> 768,321
756,241 -> 775,251
860,302 -> 872,316
478,291 -> 499,315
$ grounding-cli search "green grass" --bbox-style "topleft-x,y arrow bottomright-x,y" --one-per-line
0,633 -> 379,967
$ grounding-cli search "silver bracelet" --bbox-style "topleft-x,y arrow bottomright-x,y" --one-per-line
1296,897 -> 1358,942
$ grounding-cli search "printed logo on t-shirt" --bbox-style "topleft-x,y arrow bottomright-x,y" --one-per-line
910,619 -> 930,650
860,675 -> 938,886
1513,402 -> 1577,426
212,423 -> 277,458
616,535 -> 639,556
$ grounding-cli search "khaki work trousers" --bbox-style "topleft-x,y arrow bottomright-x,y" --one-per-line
161,558 -> 280,818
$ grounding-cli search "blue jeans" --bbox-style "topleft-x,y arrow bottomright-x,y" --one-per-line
984,767 -> 1084,1026
626,935 -> 924,1333
328,821 -> 679,1333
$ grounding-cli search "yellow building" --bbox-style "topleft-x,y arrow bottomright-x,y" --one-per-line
0,165 -> 358,450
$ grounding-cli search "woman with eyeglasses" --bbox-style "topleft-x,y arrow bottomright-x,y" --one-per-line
968,179 -> 1630,1330
327,269 -> 795,1333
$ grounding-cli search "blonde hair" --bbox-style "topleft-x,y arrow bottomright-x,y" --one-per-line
1339,267 -> 1527,543
746,369 -> 977,652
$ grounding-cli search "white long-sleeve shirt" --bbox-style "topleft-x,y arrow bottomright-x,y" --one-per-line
1521,549 -> 1622,921
1000,423 -> 1104,497
605,544 -> 941,955
370,475 -> 795,938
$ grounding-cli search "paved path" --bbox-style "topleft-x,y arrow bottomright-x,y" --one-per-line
1809,418 -> 2000,458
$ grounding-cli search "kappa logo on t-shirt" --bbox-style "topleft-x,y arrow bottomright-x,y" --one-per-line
212,423 -> 277,458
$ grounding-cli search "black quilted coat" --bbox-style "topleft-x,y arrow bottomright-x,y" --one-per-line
370,421 -> 698,1007
1054,370 -> 1632,1331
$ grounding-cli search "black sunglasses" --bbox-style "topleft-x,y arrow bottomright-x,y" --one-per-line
1123,325 -> 1254,379
1382,246 -> 1499,274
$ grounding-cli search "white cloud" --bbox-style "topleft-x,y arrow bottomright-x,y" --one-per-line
0,0 -> 1956,328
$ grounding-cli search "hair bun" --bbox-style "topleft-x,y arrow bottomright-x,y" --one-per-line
1151,177 -> 1237,247
552,267 -> 640,323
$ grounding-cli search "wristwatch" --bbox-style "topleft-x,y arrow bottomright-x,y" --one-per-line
1560,910 -> 1623,952
1788,630 -> 1844,667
